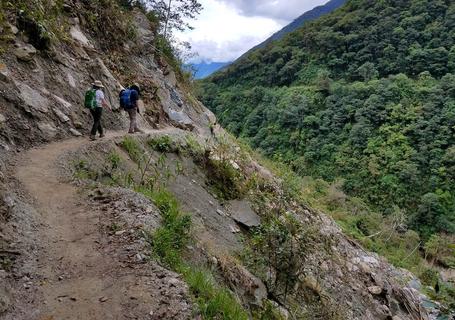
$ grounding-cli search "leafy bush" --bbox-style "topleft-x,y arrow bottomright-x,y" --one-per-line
140,188 -> 191,268
82,0 -> 137,50
73,160 -> 97,180
204,156 -> 246,200
184,268 -> 249,320
120,136 -> 143,163
3,0 -> 68,48
148,135 -> 177,153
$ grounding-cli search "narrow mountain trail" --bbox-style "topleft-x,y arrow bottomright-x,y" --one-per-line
10,129 -> 192,320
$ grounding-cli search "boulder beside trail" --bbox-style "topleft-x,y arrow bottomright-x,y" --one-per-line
13,44 -> 37,62
16,82 -> 49,114
228,200 -> 261,228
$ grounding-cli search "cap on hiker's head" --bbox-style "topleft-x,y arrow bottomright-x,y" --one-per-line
93,80 -> 105,88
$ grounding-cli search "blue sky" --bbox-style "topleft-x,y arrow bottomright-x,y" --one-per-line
176,0 -> 328,63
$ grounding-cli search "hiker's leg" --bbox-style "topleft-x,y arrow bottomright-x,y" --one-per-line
97,108 -> 104,136
132,107 -> 139,132
90,109 -> 98,137
128,109 -> 135,133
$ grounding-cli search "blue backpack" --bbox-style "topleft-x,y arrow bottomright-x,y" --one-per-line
119,89 -> 134,110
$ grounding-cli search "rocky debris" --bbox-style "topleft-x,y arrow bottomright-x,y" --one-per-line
115,230 -> 127,236
70,25 -> 93,48
167,109 -> 193,129
133,11 -> 154,47
53,108 -> 70,123
0,114 -> 5,124
0,61 -> 10,83
228,200 -> 261,228
368,286 -> 383,295
3,195 -> 15,209
219,258 -> 267,307
16,82 -> 49,114
70,112 -> 84,129
5,23 -> 19,35
37,122 -> 58,139
66,73 -> 77,88
13,44 -> 37,62
69,128 -> 82,137
52,95 -> 73,114
169,88 -> 184,107
0,285 -> 11,314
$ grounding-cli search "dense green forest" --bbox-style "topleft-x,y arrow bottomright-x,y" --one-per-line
199,0 -> 455,241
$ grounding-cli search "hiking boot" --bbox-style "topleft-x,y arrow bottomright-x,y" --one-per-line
90,135 -> 97,141
134,128 -> 144,133
99,133 -> 105,138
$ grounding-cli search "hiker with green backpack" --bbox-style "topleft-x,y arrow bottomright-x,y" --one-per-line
84,80 -> 111,141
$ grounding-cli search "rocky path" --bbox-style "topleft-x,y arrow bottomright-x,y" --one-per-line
7,130 -> 192,320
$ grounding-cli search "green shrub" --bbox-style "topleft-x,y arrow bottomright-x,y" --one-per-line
140,188 -> 191,268
108,152 -> 121,169
419,268 -> 439,287
183,268 -> 249,320
120,136 -> 143,163
73,160 -> 97,180
204,157 -> 246,200
184,135 -> 206,161
4,0 -> 69,47
148,135 -> 176,153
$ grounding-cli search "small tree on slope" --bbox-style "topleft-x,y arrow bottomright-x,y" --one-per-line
145,0 -> 202,37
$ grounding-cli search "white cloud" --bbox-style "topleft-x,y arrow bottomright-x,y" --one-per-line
176,0 -> 328,63
219,0 -> 330,21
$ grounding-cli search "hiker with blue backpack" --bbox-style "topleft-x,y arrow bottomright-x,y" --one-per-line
119,84 -> 143,134
84,80 -> 112,141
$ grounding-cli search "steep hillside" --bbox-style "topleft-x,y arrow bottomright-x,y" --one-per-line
247,0 -> 346,54
200,0 -> 455,237
0,0 -> 452,319
199,0 -> 455,310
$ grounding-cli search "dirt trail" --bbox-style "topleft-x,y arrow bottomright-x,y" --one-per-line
11,130 -> 191,320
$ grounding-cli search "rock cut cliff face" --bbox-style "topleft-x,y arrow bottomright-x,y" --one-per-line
0,2 -> 448,320
0,2 -> 214,153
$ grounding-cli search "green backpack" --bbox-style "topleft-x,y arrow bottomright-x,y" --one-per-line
84,89 -> 97,109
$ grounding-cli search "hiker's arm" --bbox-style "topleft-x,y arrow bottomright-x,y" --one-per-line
102,98 -> 111,110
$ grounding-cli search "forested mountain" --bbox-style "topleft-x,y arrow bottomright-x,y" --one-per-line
248,0 -> 346,53
200,0 -> 455,240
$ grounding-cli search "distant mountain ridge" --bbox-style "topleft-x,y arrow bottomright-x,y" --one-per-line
244,0 -> 346,55
194,0 -> 345,79
191,62 -> 231,79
